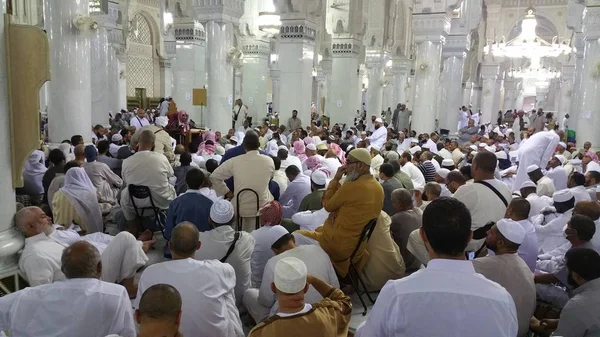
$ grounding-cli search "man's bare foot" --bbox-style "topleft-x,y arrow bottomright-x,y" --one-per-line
142,238 -> 157,253
138,229 -> 153,242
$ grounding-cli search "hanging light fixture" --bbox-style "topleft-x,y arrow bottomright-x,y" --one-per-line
484,8 -> 571,58
258,11 -> 282,36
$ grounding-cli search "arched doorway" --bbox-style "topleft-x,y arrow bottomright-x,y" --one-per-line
126,12 -> 159,108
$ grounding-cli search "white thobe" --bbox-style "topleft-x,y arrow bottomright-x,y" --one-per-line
547,167 -> 568,191
423,139 -> 438,154
291,208 -> 329,231
280,155 -> 303,172
401,162 -> 425,189
135,258 -> 244,337
20,230 -> 148,286
243,245 -> 340,323
368,126 -> 387,149
195,226 -> 255,308
322,157 -> 342,178
250,226 -> 274,288
472,113 -> 480,126
438,148 -> 452,160
279,174 -> 311,218
355,259 -> 518,337
570,185 -> 592,203
109,143 -> 123,157
129,116 -> 150,131
536,176 -> 555,197
535,210 -> 573,253
516,219 -> 539,272
513,131 -> 560,191
83,161 -> 123,204
457,110 -> 469,130
526,194 -> 552,220
272,170 -> 289,194
0,278 -> 136,337
560,117 -> 568,131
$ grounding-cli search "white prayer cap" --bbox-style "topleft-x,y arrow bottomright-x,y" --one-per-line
506,128 -> 513,134
306,144 -> 317,151
230,136 -> 239,144
526,164 -> 540,173
210,199 -> 235,224
469,145 -> 478,151
558,142 -> 567,149
436,168 -> 450,179
155,116 -> 169,127
311,170 -> 328,186
442,159 -> 454,167
360,131 -> 367,135
553,190 -> 574,203
215,145 -> 225,155
478,143 -> 486,148
111,134 -> 123,142
496,219 -> 526,245
375,118 -> 383,123
495,151 -> 508,160
268,225 -> 290,247
520,180 -> 536,189
409,145 -> 421,154
570,159 -> 582,166
553,154 -> 566,165
370,144 -> 380,152
274,257 -> 308,294
485,146 -> 495,153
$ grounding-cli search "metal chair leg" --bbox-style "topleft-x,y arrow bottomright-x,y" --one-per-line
349,264 -> 368,316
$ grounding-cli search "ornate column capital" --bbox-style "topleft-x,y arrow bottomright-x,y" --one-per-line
365,50 -> 390,69
174,20 -> 206,46
278,18 -> 318,44
583,6 -> 600,40
481,63 -> 499,80
442,34 -> 470,58
391,58 -> 411,74
411,13 -> 451,44
331,37 -> 362,58
192,0 -> 245,23
241,37 -> 270,59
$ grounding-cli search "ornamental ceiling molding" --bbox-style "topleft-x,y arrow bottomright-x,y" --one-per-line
442,34 -> 470,57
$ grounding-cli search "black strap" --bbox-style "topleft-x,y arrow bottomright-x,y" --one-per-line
220,232 -> 240,263
474,181 -> 508,207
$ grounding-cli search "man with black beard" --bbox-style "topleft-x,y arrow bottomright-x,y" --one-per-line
530,248 -> 600,336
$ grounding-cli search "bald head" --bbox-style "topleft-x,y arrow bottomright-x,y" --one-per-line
61,241 -> 102,279
138,130 -> 156,150
137,284 -> 182,323
170,222 -> 200,257
507,198 -> 531,220
73,144 -> 85,160
574,201 -> 600,221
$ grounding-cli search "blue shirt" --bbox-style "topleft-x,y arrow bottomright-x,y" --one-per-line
165,191 -> 214,239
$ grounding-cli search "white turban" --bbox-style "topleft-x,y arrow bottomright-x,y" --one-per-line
155,116 -> 169,127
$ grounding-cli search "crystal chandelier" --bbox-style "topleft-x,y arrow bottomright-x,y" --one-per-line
506,67 -> 560,81
258,12 -> 281,35
484,9 -> 572,58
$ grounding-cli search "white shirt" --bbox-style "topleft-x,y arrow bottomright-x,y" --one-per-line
560,117 -> 568,131
272,170 -> 289,194
280,174 -> 311,218
513,131 -> 560,191
535,209 -> 573,253
570,185 -> 592,203
109,143 -> 123,158
49,225 -> 113,254
195,226 -> 255,307
401,162 -> 425,189
536,176 -> 555,197
516,219 -> 539,272
438,148 -> 452,160
258,246 -> 340,316
368,125 -> 388,149
19,233 -> 66,286
135,258 -> 244,337
355,259 -> 518,337
0,278 -> 135,337
526,194 -> 552,220
129,116 -> 150,131
322,157 -> 342,178
547,167 -> 568,191
192,153 -> 206,168
250,226 -> 275,288
452,179 -> 512,251
291,208 -> 329,231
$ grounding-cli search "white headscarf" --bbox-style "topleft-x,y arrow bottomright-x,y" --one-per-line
59,167 -> 104,234
23,150 -> 47,195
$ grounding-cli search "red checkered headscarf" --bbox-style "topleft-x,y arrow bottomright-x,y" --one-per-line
259,201 -> 283,227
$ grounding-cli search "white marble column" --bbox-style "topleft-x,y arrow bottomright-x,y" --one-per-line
117,55 -> 127,112
45,0 -> 92,143
173,22 -> 207,124
411,13 -> 450,133
91,24 -> 110,125
576,6 -> 600,146
0,0 -> 24,272
205,20 -> 234,132
462,82 -> 473,107
326,39 -> 361,125
479,63 -> 499,125
391,58 -> 409,106
503,79 -> 519,113
558,65 -> 574,122
406,73 -> 416,109
439,35 -> 469,133
536,83 -> 550,110
278,19 -> 316,124
241,38 -> 270,123
357,65 -> 366,114
472,84 -> 482,111
493,77 -> 503,115
317,58 -> 331,115
365,53 -> 387,119
382,75 -> 393,112
570,32 -> 585,133
270,69 -> 281,114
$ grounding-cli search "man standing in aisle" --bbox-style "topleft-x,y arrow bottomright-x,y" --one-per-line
287,110 -> 302,132
560,114 -> 569,132
232,99 -> 248,129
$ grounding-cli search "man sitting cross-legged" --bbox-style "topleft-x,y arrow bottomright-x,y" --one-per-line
16,206 -> 152,296
0,241 -> 136,337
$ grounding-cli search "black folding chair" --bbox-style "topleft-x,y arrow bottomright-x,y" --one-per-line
236,188 -> 260,231
348,218 -> 378,316
128,184 -> 167,239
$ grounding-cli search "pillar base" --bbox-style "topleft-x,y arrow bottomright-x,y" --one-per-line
0,228 -> 25,273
